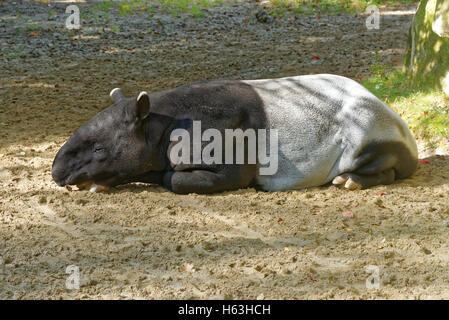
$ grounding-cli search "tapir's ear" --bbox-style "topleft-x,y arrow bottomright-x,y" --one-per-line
136,91 -> 150,120
110,88 -> 125,103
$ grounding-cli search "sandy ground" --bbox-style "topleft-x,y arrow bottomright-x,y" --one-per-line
1,1 -> 449,300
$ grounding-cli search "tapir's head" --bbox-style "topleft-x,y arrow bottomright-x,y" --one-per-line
52,88 -> 162,188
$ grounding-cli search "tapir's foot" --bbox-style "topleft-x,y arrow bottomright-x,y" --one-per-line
76,181 -> 109,192
88,183 -> 110,192
332,174 -> 362,190
332,169 -> 396,190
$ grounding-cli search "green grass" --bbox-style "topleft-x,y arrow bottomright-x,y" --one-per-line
6,51 -> 21,59
47,10 -> 57,19
85,0 -> 416,19
25,23 -> 41,31
89,0 -> 237,19
267,0 -> 416,15
93,1 -> 115,12
110,25 -> 120,32
363,64 -> 449,146
3,46 -> 24,59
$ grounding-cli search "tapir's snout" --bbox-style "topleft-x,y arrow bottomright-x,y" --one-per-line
51,132 -> 110,188
52,149 -> 69,186
52,137 -> 81,186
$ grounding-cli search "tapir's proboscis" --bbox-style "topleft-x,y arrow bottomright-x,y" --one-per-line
52,74 -> 418,194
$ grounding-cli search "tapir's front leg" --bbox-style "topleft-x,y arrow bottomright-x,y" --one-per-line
122,171 -> 165,185
163,165 -> 257,194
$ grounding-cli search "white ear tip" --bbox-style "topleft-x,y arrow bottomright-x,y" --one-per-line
137,91 -> 148,100
110,87 -> 121,98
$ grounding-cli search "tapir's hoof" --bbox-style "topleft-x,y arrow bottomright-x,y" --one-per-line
89,184 -> 110,192
76,181 -> 109,192
332,176 -> 347,185
345,178 -> 362,190
332,175 -> 362,190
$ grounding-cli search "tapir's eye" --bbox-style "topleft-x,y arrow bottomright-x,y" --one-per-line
93,144 -> 105,153
93,144 -> 107,161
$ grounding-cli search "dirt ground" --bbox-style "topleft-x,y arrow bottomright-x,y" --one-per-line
1,0 -> 449,300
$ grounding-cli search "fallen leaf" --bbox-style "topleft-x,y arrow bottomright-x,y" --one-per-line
278,217 -> 284,222
376,191 -> 389,196
285,68 -> 292,72
29,31 -> 39,37
342,211 -> 354,218
244,19 -> 249,23
344,227 -> 353,232
307,274 -> 317,282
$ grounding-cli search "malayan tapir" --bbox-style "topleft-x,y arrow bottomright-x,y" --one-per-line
52,74 -> 418,194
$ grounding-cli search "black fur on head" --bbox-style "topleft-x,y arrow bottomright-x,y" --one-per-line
52,88 -> 163,187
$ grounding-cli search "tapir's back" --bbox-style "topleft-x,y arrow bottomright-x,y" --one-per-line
244,74 -> 418,190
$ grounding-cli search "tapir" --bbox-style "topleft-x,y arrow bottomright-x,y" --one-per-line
52,74 -> 418,194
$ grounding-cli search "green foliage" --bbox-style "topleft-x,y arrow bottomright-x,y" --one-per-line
83,0 -> 416,18
93,1 -> 115,12
6,50 -> 22,59
87,0 -> 237,19
364,64 -> 449,145
110,25 -> 120,32
267,0 -> 416,15
404,0 -> 449,96
190,4 -> 205,17
47,11 -> 57,19
25,23 -> 41,31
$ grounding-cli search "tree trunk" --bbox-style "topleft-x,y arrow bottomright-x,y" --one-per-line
404,0 -> 449,96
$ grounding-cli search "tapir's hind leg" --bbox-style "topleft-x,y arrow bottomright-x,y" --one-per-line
332,141 -> 417,190
332,168 -> 395,190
